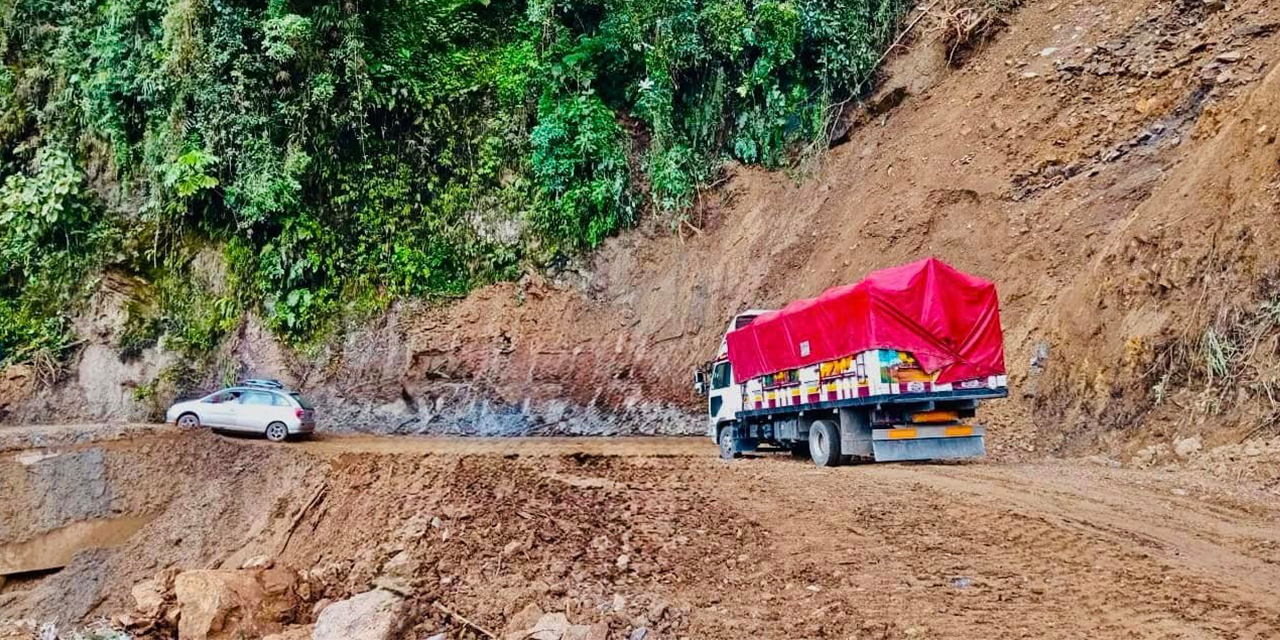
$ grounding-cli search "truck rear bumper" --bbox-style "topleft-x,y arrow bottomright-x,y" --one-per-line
870,425 -> 985,461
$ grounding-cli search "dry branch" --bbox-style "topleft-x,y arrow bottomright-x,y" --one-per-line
433,601 -> 498,639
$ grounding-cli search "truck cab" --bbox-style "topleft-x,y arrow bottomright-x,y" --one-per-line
705,359 -> 740,437
698,310 -> 772,441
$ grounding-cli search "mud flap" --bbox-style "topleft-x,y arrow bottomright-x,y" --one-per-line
871,435 -> 985,462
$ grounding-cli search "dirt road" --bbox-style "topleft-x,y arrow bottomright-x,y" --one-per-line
3,426 -> 1278,639
708,457 -> 1280,639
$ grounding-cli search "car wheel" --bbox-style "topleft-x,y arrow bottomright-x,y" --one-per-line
265,422 -> 289,443
177,413 -> 200,429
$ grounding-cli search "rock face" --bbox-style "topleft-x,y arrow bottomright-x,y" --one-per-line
173,568 -> 302,640
312,589 -> 406,640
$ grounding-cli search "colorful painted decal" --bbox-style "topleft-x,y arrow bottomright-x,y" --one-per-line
764,369 -> 800,388
739,349 -> 1006,411
820,356 -> 855,378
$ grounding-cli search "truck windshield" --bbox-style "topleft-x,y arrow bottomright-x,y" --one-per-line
711,362 -> 732,389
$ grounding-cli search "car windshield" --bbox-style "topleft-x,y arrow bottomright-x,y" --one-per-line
290,393 -> 314,410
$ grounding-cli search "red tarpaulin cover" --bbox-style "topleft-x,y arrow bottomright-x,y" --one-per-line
726,257 -> 1005,384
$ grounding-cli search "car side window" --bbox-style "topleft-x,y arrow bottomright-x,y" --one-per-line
271,393 -> 292,407
711,362 -> 732,390
240,391 -> 274,406
205,390 -> 241,404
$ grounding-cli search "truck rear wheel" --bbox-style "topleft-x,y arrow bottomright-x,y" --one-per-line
809,420 -> 842,467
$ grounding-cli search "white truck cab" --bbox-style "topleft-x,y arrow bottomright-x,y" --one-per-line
698,310 -> 772,438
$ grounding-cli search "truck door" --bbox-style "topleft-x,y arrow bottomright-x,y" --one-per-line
708,360 -> 742,426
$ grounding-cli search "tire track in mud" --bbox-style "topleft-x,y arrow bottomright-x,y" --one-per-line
856,464 -> 1280,639
897,465 -> 1280,594
710,458 -> 1280,639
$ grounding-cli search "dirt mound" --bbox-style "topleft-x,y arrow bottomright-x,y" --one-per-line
1,430 -> 756,638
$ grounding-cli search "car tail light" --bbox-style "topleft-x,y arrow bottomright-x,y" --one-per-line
296,409 -> 305,419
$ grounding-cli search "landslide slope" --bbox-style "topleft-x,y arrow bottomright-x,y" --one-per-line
7,0 -> 1280,458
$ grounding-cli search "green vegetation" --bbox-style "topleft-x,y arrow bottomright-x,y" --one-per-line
0,0 -> 906,362
1143,275 -> 1280,422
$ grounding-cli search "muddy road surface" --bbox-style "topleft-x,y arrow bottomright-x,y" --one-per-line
2,425 -> 1278,639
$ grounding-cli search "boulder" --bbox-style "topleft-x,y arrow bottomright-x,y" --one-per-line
529,613 -> 571,640
312,589 -> 406,640
132,578 -> 168,616
1174,436 -> 1202,458
372,550 -> 419,596
174,567 -> 302,640
506,612 -> 594,640
505,603 -> 545,635
132,567 -> 181,617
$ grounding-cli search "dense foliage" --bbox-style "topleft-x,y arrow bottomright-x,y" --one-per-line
0,0 -> 905,361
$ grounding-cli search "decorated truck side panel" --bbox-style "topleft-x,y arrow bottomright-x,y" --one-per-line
740,349 -> 1006,412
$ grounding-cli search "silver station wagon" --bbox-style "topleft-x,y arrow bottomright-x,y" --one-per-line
165,379 -> 316,442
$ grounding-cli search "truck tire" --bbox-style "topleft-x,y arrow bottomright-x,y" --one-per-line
809,420 -> 842,467
718,425 -> 740,460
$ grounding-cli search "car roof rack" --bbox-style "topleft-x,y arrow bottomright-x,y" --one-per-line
242,378 -> 284,389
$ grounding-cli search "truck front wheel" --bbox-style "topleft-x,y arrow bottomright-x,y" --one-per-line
809,420 -> 842,467
718,425 -> 740,460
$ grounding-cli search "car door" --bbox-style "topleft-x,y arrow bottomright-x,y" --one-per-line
200,389 -> 243,428
235,390 -> 277,432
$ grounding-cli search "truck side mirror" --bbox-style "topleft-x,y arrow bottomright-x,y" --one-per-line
693,369 -> 707,396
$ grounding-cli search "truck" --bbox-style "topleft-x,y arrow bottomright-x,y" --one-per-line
694,258 -> 1008,466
